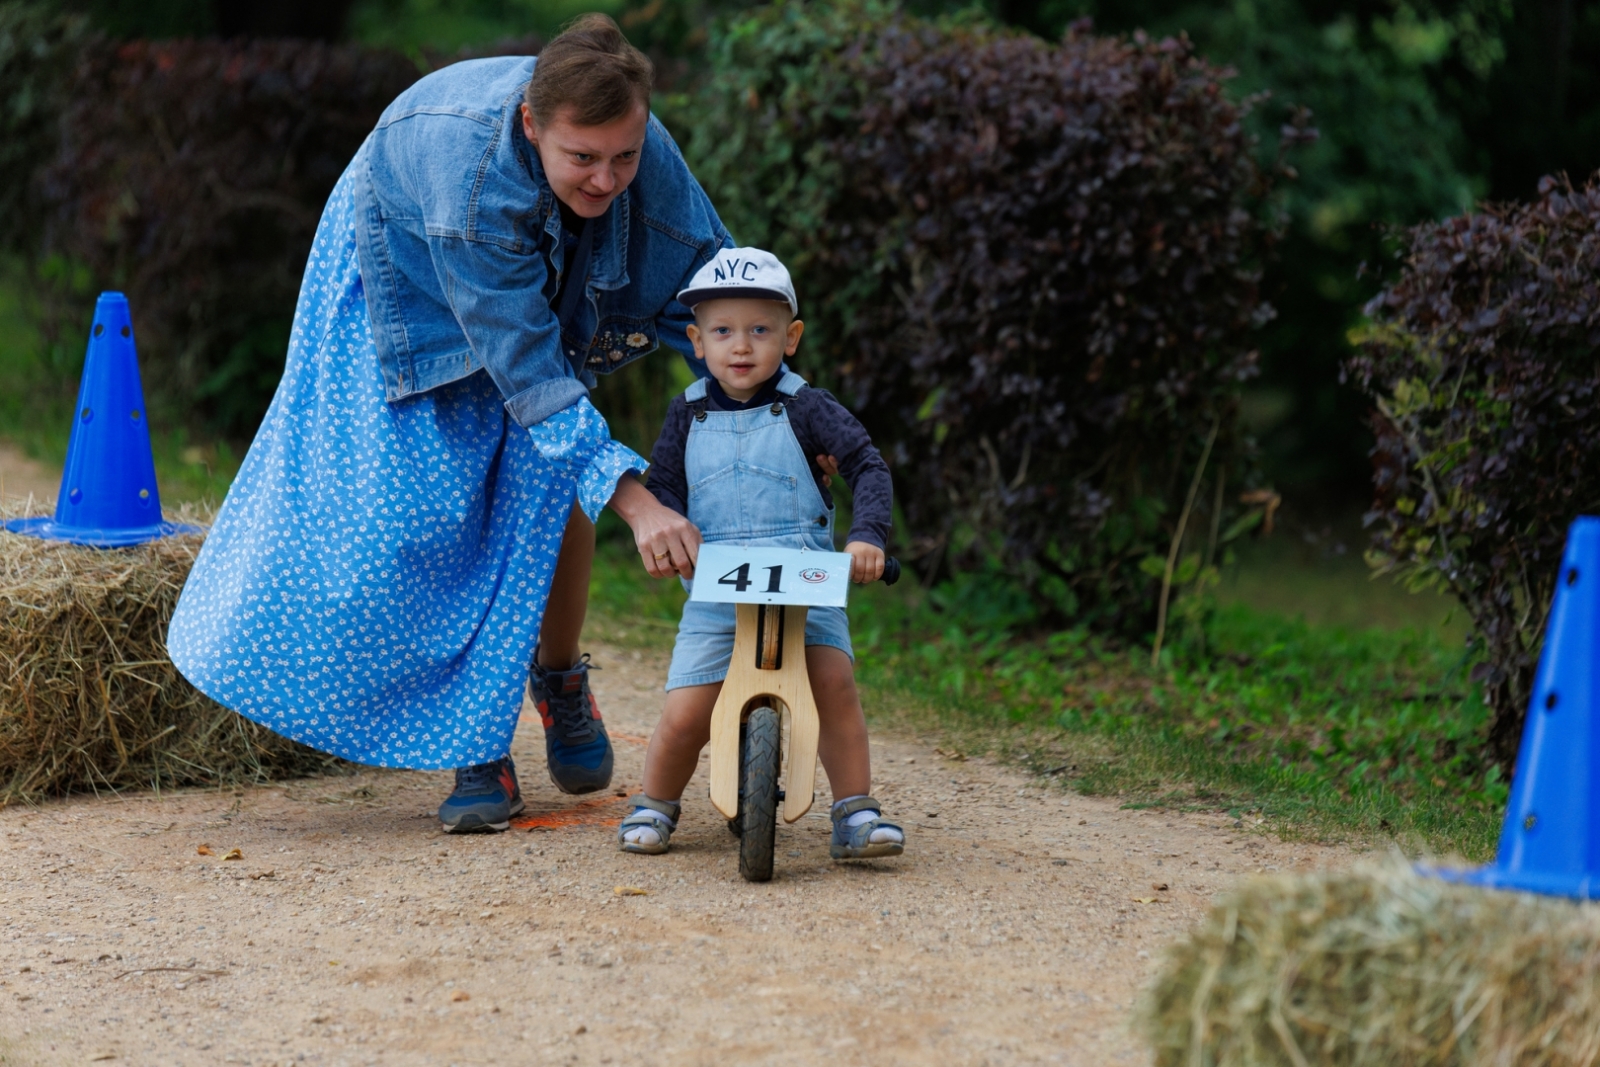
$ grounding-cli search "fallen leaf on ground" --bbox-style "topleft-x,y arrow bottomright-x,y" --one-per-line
1152,882 -> 1169,891
195,845 -> 213,856
248,869 -> 274,880
574,1024 -> 587,1035
451,990 -> 470,1002
221,849 -> 242,861
613,886 -> 648,896
1131,897 -> 1160,904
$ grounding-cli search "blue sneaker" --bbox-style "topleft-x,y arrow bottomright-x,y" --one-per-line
438,757 -> 524,833
531,652 -> 614,795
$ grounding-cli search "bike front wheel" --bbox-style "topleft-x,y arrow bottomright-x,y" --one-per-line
738,704 -> 781,882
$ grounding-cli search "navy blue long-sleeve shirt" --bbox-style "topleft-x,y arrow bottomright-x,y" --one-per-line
646,375 -> 893,549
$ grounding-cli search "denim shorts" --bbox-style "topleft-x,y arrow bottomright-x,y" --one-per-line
665,600 -> 854,690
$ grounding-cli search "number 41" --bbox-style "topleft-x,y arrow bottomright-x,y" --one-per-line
717,562 -> 784,593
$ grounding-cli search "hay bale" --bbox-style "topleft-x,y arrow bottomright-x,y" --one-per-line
1,497 -> 343,803
1138,861 -> 1600,1067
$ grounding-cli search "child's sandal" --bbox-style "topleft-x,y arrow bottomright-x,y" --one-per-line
829,796 -> 905,859
617,795 -> 681,855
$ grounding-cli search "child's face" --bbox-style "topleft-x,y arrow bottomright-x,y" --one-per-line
685,299 -> 804,401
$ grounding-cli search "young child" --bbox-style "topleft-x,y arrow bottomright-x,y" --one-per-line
618,247 -> 906,860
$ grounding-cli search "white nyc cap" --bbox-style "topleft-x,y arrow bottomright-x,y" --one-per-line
676,247 -> 798,315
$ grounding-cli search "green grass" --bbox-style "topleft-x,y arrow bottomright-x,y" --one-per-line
587,524 -> 1505,861
587,512 -> 692,644
1219,524 -> 1467,638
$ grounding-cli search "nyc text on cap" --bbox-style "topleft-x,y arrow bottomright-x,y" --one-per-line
676,248 -> 797,315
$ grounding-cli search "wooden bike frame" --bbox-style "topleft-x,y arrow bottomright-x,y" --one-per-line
706,603 -> 821,825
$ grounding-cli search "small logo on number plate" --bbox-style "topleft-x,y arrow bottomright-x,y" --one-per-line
799,568 -> 829,584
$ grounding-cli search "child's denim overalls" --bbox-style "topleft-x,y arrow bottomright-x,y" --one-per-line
665,370 -> 854,690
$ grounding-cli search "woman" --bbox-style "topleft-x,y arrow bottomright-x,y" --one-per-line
168,15 -> 715,832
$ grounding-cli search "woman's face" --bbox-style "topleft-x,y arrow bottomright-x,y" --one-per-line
522,102 -> 648,219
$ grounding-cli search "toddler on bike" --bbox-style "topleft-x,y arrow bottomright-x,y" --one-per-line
618,247 -> 906,861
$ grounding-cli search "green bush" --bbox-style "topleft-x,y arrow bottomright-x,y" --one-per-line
1350,173 -> 1600,768
30,36 -> 421,435
0,6 -> 421,436
674,0 -> 1293,633
0,3 -> 92,257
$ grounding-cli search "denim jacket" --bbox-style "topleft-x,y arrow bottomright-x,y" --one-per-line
352,56 -> 731,518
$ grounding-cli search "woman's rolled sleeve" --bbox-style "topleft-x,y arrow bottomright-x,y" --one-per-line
504,377 -> 589,428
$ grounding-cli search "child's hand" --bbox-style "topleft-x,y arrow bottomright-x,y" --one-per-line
816,453 -> 840,487
845,541 -> 885,584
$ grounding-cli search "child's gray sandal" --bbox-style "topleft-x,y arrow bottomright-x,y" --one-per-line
618,795 -> 681,855
829,795 -> 905,860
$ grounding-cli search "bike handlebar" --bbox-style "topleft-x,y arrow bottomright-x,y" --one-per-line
882,556 -> 901,587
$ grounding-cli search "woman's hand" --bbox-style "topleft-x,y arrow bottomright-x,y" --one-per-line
845,540 -> 885,584
609,474 -> 703,579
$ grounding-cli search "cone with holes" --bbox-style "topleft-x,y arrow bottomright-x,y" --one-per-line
1432,516 -> 1600,898
3,292 -> 200,547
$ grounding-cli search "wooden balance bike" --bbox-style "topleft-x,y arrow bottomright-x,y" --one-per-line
691,544 -> 899,882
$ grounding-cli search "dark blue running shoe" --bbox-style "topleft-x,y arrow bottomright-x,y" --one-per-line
438,757 -> 524,833
531,652 -> 613,795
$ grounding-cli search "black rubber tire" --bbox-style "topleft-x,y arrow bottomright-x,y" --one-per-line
738,705 -> 781,882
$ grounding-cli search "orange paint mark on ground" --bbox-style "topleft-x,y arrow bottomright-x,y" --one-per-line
512,796 -> 627,831
610,732 -> 650,746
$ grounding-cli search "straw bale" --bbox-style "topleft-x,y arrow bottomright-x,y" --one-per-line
1138,860 -> 1600,1067
1,497 -> 344,803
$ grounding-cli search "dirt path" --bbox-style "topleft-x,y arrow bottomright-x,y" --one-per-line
0,640 -> 1358,1067
0,442 -> 58,506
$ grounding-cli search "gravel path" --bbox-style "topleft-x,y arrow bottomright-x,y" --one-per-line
0,444 -> 57,505
0,640 -> 1356,1066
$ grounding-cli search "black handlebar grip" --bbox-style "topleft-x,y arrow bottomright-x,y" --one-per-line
882,557 -> 901,586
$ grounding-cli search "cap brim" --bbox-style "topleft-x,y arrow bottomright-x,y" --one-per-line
677,286 -> 797,314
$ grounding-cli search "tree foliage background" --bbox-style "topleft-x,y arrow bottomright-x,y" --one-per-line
997,0 -> 1600,503
19,0 -> 1600,503
673,0 -> 1292,631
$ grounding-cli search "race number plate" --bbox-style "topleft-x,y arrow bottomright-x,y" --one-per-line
689,545 -> 855,607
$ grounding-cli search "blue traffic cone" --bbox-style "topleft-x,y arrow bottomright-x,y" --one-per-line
1433,516 -> 1600,898
3,292 -> 201,548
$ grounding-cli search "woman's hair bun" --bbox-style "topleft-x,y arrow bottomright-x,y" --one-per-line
525,13 -> 653,129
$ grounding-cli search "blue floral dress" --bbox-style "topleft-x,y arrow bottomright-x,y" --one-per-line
166,162 -> 645,769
